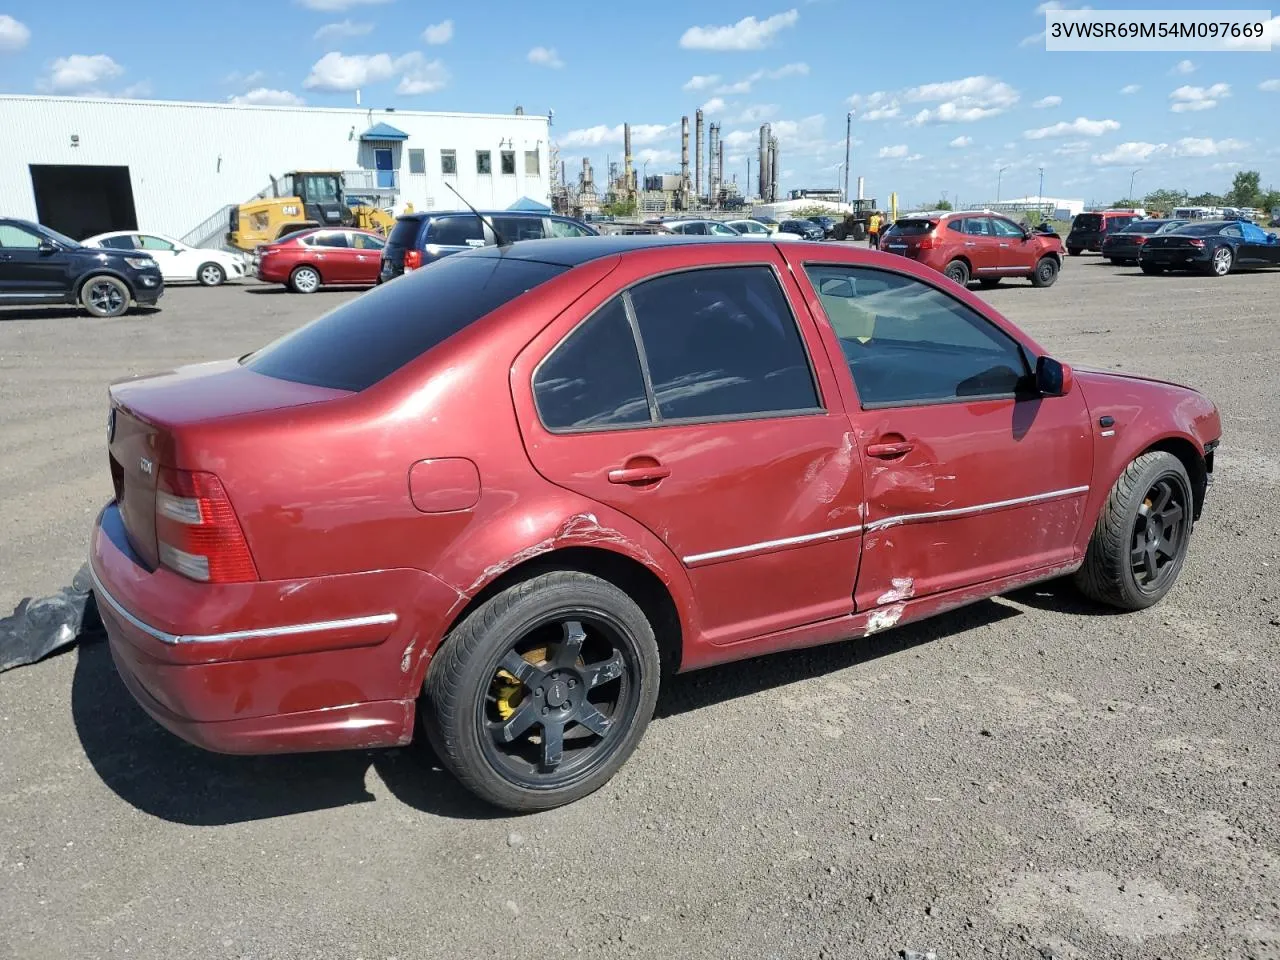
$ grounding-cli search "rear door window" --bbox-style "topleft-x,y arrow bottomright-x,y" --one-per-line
313,231 -> 349,248
492,216 -> 545,241
429,215 -> 485,247
244,256 -> 569,391
388,218 -> 424,248
98,235 -> 137,250
548,219 -> 594,238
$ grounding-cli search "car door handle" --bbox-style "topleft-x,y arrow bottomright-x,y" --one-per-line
999,243 -> 1010,247
865,441 -> 914,459
608,463 -> 671,484
964,241 -> 976,246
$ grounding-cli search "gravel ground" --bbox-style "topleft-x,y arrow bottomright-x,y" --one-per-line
1,260 -> 1277,960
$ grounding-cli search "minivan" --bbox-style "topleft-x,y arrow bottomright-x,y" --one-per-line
379,210 -> 598,280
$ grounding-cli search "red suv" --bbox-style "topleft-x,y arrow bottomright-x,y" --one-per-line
881,211 -> 1064,288
91,236 -> 1220,811
254,227 -> 386,293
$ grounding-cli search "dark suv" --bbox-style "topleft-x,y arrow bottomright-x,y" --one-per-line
0,218 -> 164,317
1066,210 -> 1141,256
380,210 -> 597,281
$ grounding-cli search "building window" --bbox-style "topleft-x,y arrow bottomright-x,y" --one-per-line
476,150 -> 492,175
500,150 -> 516,175
524,150 -> 540,176
408,149 -> 426,175
441,149 -> 457,176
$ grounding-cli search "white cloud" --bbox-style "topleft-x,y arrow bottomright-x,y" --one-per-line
230,87 -> 306,106
1211,161 -> 1242,170
1024,116 -> 1119,139
303,51 -> 447,94
223,69 -> 266,87
313,19 -> 372,41
1172,59 -> 1196,75
714,62 -> 808,96
1053,140 -> 1091,155
949,135 -> 972,148
1172,137 -> 1248,158
1221,14 -> 1279,47
734,103 -> 777,123
1258,79 -> 1280,92
720,128 -> 758,149
39,54 -> 125,94
1092,141 -> 1167,166
850,76 -> 1018,126
700,97 -> 727,114
1032,95 -> 1062,108
679,9 -> 799,51
560,123 -> 672,148
119,81 -> 152,98
527,46 -> 564,69
684,74 -> 720,91
1021,3 -> 1092,46
422,20 -> 453,45
1120,84 -> 1140,94
716,80 -> 752,95
1169,82 -> 1230,112
296,0 -> 391,9
636,148 -> 678,165
0,13 -> 30,52
879,144 -> 910,159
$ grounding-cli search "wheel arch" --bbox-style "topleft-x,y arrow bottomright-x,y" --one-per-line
1141,435 -> 1208,520
290,261 -> 324,282
74,269 -> 136,301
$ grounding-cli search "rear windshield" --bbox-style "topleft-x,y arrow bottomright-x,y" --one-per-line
1073,214 -> 1103,231
1177,222 -> 1229,236
894,219 -> 936,235
387,218 -> 423,247
429,215 -> 485,246
244,256 -> 569,391
1122,220 -> 1163,233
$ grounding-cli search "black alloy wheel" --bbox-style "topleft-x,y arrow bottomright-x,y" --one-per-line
1129,475 -> 1190,595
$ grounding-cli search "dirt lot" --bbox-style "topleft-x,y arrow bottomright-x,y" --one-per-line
1,260 -> 1277,960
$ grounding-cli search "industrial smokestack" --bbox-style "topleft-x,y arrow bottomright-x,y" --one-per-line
759,124 -> 770,200
708,123 -> 719,207
695,109 -> 704,202
623,122 -> 634,195
680,115 -> 690,203
717,138 -> 724,204
769,136 -> 779,203
857,175 -> 865,201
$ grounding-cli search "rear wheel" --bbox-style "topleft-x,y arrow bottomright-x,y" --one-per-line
423,571 -> 661,812
289,265 -> 321,293
1031,256 -> 1059,288
943,259 -> 970,286
1107,257 -> 1121,265
1068,247 -> 1082,256
1074,451 -> 1194,611
80,275 -> 131,318
1207,246 -> 1233,277
197,262 -> 225,287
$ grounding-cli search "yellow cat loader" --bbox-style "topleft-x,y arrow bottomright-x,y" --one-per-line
227,171 -> 396,251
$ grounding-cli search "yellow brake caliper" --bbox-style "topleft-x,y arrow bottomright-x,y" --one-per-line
493,646 -> 548,720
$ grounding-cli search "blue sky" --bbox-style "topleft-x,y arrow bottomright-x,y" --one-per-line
0,0 -> 1277,206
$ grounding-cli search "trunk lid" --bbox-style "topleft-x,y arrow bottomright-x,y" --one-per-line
107,361 -> 349,567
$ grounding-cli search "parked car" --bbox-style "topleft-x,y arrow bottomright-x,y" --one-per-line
1066,210 -> 1141,255
725,219 -> 807,241
82,231 -> 245,287
779,218 -> 826,241
881,210 -> 1064,288
660,218 -> 743,236
0,217 -> 163,317
1139,219 -> 1280,277
751,215 -> 781,232
380,210 -> 597,281
90,236 -> 1221,811
808,215 -> 839,237
254,227 -> 386,293
1099,219 -> 1189,265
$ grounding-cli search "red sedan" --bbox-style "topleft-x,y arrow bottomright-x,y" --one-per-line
91,236 -> 1221,811
254,227 -> 385,292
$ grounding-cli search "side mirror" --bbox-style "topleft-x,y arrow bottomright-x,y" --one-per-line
37,240 -> 57,254
1035,356 -> 1073,397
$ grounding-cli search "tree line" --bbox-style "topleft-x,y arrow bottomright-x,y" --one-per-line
1113,171 -> 1278,214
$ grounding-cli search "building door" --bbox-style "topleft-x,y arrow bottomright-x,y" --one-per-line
374,149 -> 394,189
29,165 -> 138,239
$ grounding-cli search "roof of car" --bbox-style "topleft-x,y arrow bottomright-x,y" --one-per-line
394,209 -> 576,222
459,234 -> 791,267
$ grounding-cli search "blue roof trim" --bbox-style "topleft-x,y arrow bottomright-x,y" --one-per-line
507,195 -> 551,212
360,122 -> 409,141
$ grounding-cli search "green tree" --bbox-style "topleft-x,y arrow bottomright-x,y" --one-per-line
934,199 -> 953,211
1143,188 -> 1188,212
600,198 -> 636,217
1112,197 -> 1140,208
1261,189 -> 1280,214
1226,170 -> 1262,208
1189,192 -> 1223,206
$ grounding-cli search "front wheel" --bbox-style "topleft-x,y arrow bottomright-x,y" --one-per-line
198,262 -> 226,287
80,275 -> 131,318
943,259 -> 970,286
423,571 -> 661,812
1207,246 -> 1233,277
289,265 -> 321,293
1074,451 -> 1195,611
1031,256 -> 1059,288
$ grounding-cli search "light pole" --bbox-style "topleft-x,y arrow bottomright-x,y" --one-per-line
1038,166 -> 1044,217
844,111 -> 853,205
1129,168 -> 1141,203
997,165 -> 1009,203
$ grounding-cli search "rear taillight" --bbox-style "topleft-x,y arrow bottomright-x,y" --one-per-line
1186,238 -> 1205,247
917,234 -> 938,250
1133,236 -> 1147,245
155,468 -> 258,583
404,249 -> 423,271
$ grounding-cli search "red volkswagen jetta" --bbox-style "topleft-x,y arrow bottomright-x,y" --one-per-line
91,236 -> 1221,811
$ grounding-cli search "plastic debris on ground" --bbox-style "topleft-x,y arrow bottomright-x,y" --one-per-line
0,564 -> 98,674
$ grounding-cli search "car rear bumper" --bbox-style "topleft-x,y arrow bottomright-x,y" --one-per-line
1141,249 -> 1211,266
1067,233 -> 1103,250
90,502 -> 460,755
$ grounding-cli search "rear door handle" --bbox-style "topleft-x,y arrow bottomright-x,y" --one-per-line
865,441 -> 914,459
964,241 -> 976,246
608,464 -> 671,484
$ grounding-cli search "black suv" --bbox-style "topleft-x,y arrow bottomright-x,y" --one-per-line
0,218 -> 164,317
380,210 -> 597,281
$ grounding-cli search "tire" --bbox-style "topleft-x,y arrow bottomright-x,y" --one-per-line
197,262 -> 226,287
1073,451 -> 1195,611
1068,247 -> 1082,256
423,570 -> 661,812
1031,256 -> 1059,288
79,275 -> 131,318
289,265 -> 321,294
977,278 -> 1001,289
943,259 -> 970,286
1140,263 -> 1165,275
1207,245 -> 1233,277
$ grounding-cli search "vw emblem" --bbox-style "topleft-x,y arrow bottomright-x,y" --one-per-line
106,408 -> 116,443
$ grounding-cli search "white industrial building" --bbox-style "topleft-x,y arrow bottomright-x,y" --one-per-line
0,95 -> 552,246
965,196 -> 1086,221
